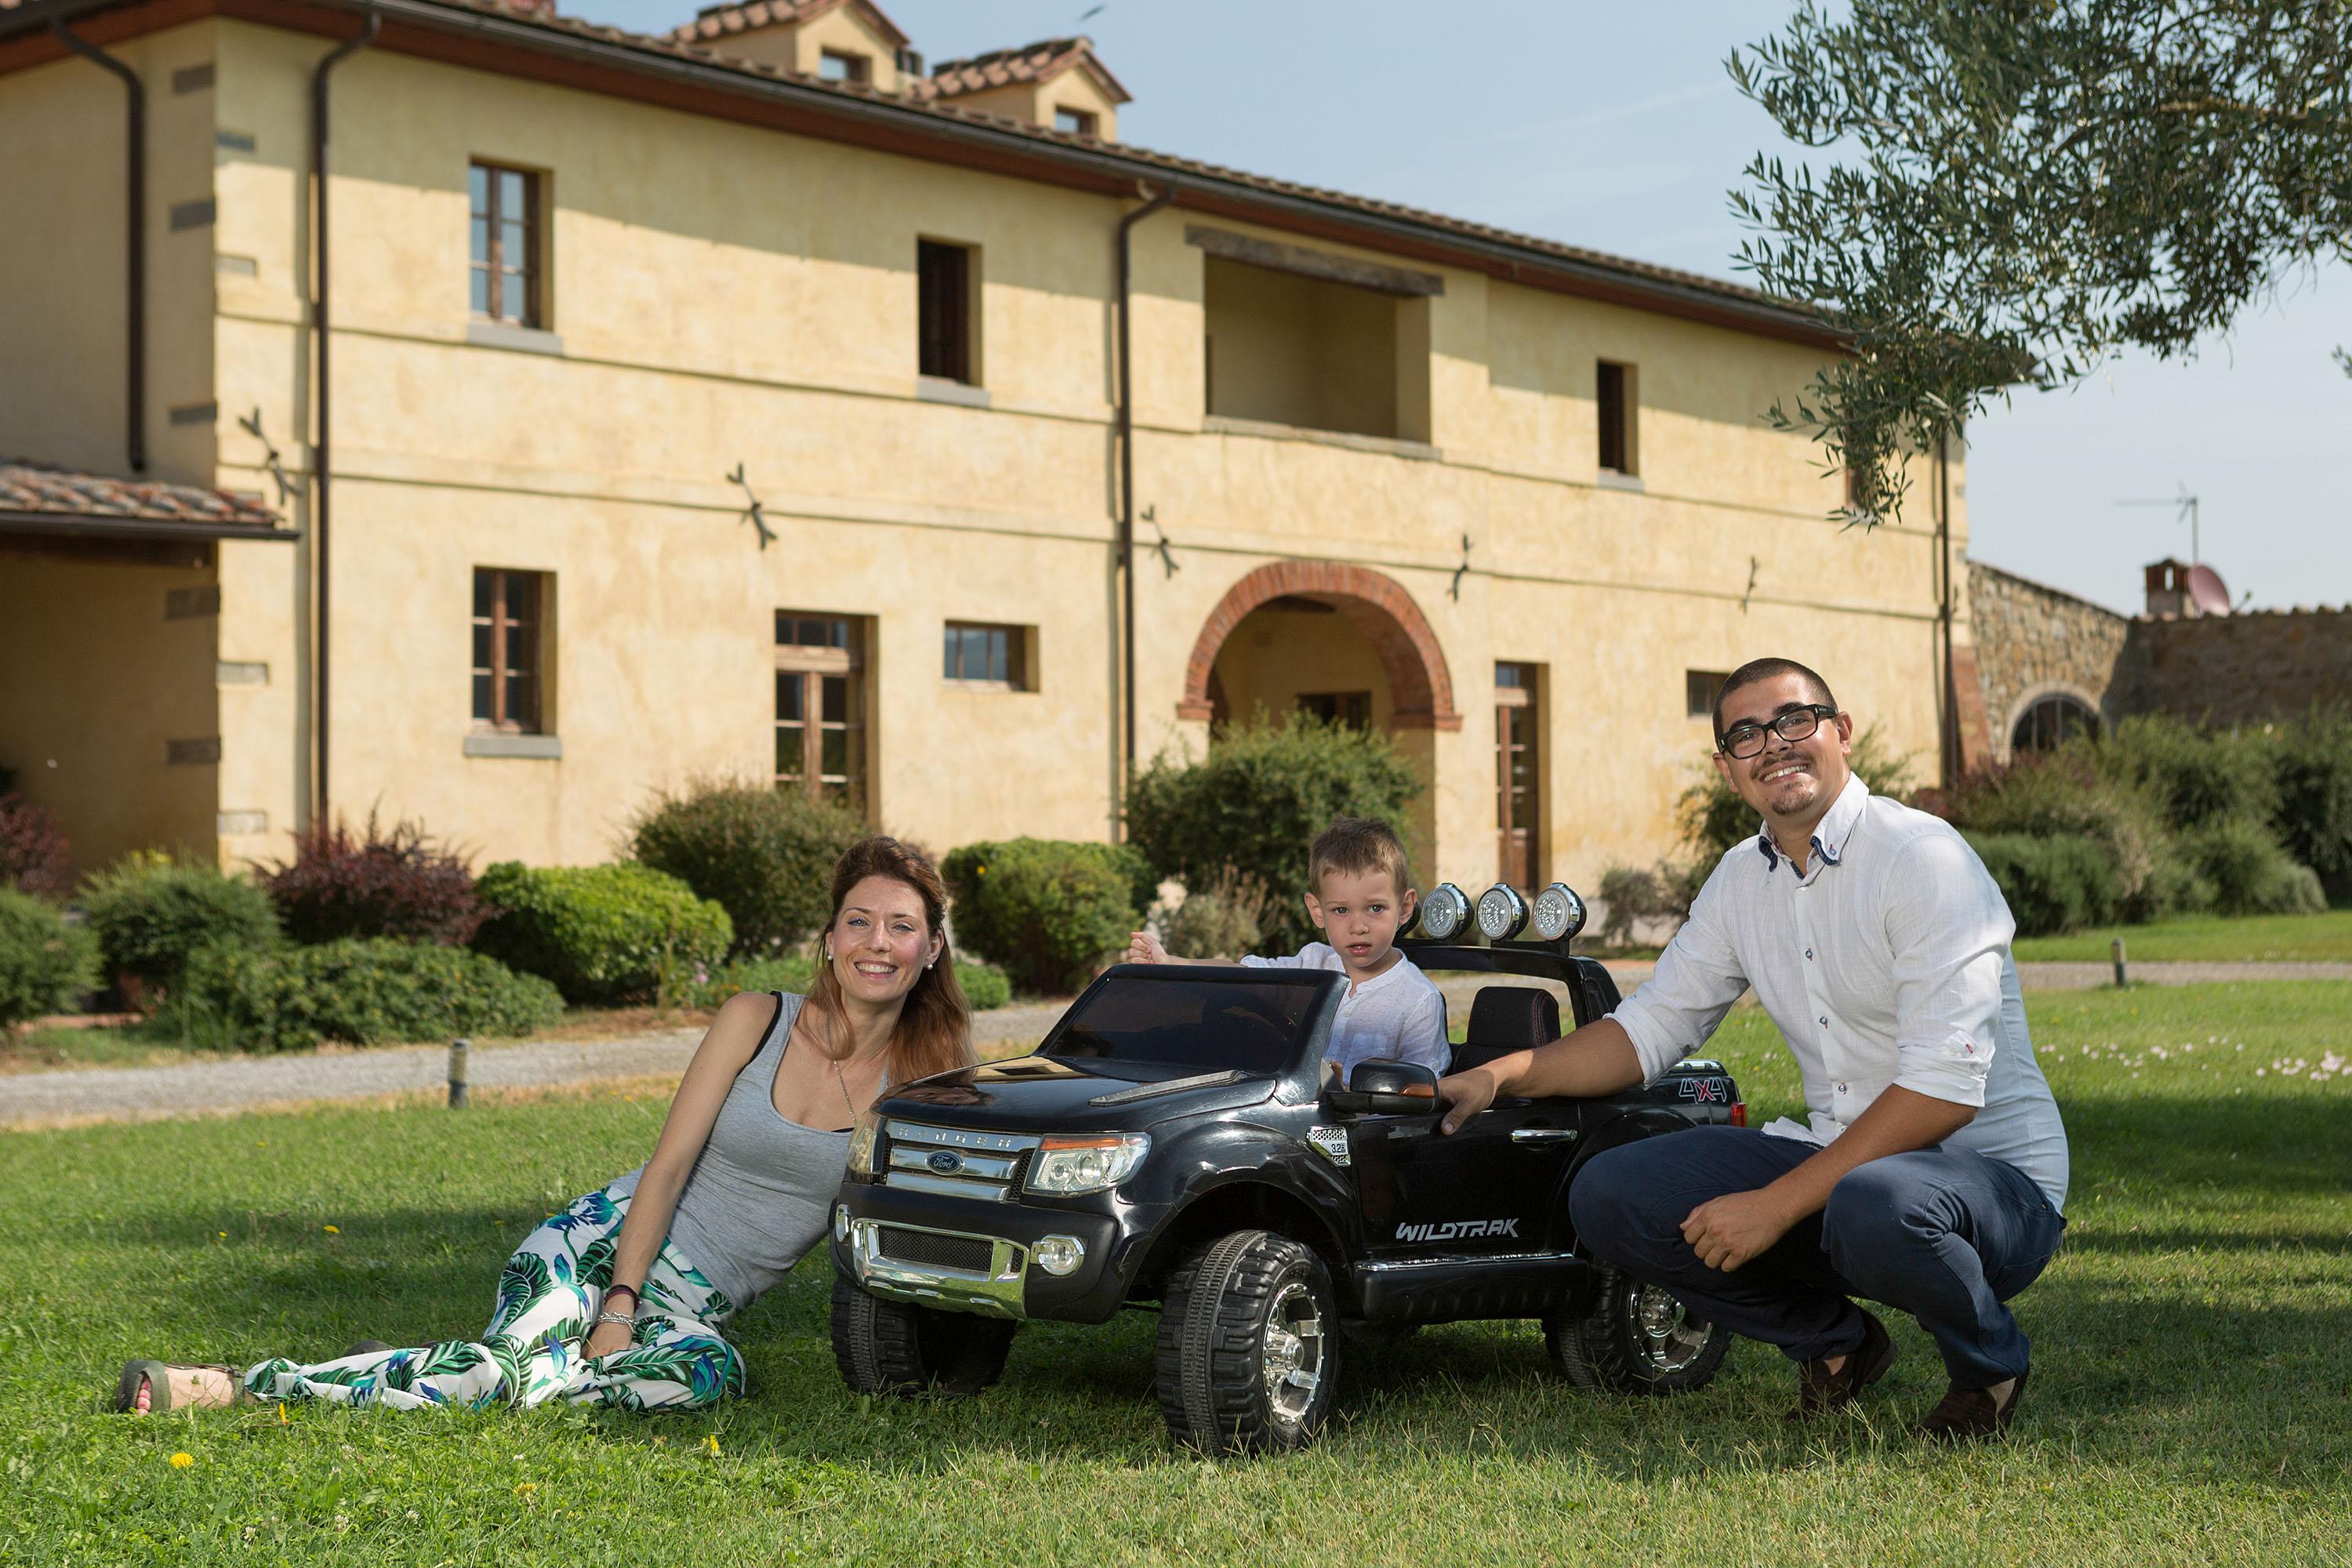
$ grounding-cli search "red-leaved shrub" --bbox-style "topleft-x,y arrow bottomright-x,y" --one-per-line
0,794 -> 71,898
259,812 -> 488,946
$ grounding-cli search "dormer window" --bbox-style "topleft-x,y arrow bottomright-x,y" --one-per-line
1052,106 -> 1096,136
819,49 -> 870,83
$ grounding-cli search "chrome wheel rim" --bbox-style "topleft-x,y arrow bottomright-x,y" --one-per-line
1261,1279 -> 1326,1425
1625,1279 -> 1711,1374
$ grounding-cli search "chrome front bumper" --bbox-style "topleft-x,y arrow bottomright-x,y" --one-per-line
842,1217 -> 1036,1319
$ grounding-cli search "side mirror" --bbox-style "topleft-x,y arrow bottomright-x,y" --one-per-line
1324,1058 -> 1441,1116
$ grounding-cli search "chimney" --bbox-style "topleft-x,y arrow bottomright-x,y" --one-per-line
2144,557 -> 2194,617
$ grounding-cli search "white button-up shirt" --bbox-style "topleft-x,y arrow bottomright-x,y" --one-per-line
1242,943 -> 1450,1081
1610,774 -> 2070,1210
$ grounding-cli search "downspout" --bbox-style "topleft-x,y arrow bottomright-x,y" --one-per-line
1936,430 -> 1955,786
309,13 -> 380,825
1114,180 -> 1176,793
49,20 -> 145,474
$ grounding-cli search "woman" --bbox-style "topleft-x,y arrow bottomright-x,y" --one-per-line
118,836 -> 972,1414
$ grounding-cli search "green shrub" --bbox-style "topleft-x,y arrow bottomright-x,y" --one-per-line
2270,706 -> 2352,887
1150,873 -> 1267,961
627,778 -> 866,956
159,938 -> 564,1054
1675,725 -> 1918,866
2093,713 -> 2279,832
473,862 -> 734,1005
942,839 -> 1145,996
953,960 -> 1012,1012
2180,816 -> 2328,917
79,856 -> 280,996
0,889 -> 100,1029
1963,832 -> 2118,936
1125,715 -> 1423,951
1945,752 -> 2176,920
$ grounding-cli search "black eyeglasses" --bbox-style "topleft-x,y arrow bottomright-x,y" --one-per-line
1718,704 -> 1838,759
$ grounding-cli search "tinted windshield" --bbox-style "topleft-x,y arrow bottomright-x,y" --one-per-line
1043,975 -> 1327,1076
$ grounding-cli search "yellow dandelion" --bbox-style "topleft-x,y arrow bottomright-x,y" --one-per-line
702,1435 -> 720,1456
169,1453 -> 194,1469
216,1231 -> 227,1240
323,1225 -> 339,1235
514,1483 -> 539,1496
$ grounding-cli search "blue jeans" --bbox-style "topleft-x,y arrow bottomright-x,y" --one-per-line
1569,1126 -> 2066,1388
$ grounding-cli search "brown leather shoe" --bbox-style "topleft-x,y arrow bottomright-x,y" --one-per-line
1787,1307 -> 1897,1421
1920,1368 -> 2029,1442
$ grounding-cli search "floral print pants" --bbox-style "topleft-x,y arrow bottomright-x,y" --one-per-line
243,1183 -> 747,1413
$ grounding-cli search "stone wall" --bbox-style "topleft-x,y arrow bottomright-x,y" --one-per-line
1968,560 -> 2352,750
1965,561 -> 2135,758
2131,607 -> 2352,724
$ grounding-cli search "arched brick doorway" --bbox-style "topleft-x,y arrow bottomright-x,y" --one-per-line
1177,561 -> 1461,731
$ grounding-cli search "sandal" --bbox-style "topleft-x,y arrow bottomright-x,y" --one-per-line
114,1361 -> 243,1414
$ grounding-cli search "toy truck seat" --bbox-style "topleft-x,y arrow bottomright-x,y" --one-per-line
1450,985 -> 1562,1073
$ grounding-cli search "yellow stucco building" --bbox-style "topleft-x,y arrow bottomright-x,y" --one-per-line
0,0 -> 1974,899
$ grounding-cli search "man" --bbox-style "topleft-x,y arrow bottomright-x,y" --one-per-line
1436,658 -> 2067,1439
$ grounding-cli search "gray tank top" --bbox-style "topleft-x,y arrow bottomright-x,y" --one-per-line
613,993 -> 851,1313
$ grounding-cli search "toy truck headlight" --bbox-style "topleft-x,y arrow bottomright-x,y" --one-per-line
1025,1133 -> 1151,1196
846,1108 -> 884,1178
1476,883 -> 1530,942
1414,883 -> 1471,941
1531,882 -> 1586,943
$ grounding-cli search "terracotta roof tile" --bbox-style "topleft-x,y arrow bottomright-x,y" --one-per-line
2,0 -> 1815,333
913,35 -> 1130,105
0,459 -> 281,528
670,0 -> 910,49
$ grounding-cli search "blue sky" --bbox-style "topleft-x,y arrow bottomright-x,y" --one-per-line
572,0 -> 2352,615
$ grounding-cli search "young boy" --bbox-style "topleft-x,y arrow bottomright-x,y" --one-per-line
1125,818 -> 1449,1083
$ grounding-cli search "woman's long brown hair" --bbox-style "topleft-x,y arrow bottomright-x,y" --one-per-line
801,836 -> 975,1088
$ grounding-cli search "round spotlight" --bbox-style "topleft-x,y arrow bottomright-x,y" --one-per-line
1415,883 -> 1470,942
1476,883 -> 1530,942
1532,882 -> 1587,943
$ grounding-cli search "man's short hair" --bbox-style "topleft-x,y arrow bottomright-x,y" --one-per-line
1712,658 -> 1839,740
1307,818 -> 1413,898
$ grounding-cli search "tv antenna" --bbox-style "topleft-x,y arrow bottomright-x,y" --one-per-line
2114,483 -> 2200,565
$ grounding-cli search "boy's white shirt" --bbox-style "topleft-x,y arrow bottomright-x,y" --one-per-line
1240,942 -> 1450,1081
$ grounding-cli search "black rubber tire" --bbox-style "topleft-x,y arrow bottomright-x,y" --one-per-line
1155,1229 -> 1339,1457
1544,1261 -> 1730,1396
829,1271 -> 1018,1397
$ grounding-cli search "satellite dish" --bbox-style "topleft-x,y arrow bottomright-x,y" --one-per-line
2186,564 -> 2231,615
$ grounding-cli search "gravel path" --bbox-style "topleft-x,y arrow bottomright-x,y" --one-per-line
7,960 -> 2345,1131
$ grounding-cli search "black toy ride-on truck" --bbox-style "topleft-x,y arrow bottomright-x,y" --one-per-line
826,880 -> 1745,1456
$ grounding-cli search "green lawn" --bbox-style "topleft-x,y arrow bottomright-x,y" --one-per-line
5,982 -> 2348,1566
2012,907 -> 2352,964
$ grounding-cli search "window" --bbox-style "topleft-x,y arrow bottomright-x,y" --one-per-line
944,622 -> 1031,689
1686,669 -> 1730,720
472,568 -> 547,732
1597,359 -> 1636,475
1201,254 -> 1425,441
1496,662 -> 1541,888
918,239 -> 978,384
818,49 -> 870,83
1296,691 -> 1372,729
1052,106 -> 1097,136
2012,693 -> 2099,755
469,162 -> 541,327
776,612 -> 869,810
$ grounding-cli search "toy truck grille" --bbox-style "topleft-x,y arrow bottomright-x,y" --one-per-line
880,1122 -> 1041,1203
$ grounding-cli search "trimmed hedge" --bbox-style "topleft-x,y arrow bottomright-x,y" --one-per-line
473,862 -> 733,1004
942,839 -> 1147,996
159,938 -> 564,1054
628,778 -> 866,955
260,814 -> 488,946
0,888 -> 100,1029
1963,832 -> 2118,936
79,857 -> 279,996
1125,715 -> 1421,952
1946,752 -> 2174,921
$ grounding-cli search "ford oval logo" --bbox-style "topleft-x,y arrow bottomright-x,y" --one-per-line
927,1151 -> 964,1175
